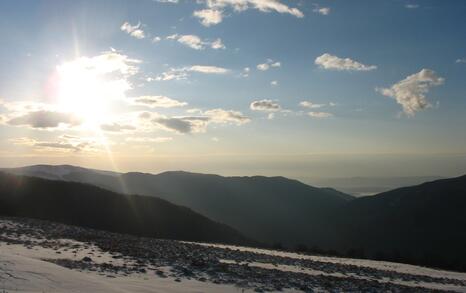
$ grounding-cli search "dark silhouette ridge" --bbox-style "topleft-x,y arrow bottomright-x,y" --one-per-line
0,172 -> 253,246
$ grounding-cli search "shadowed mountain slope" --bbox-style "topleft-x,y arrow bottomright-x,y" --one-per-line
0,172 -> 252,245
332,175 -> 466,271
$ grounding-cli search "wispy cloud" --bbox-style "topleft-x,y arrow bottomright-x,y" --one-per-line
257,59 -> 281,71
155,65 -> 230,81
9,135 -> 99,153
312,4 -> 330,15
405,4 -> 419,9
315,53 -> 376,71
376,69 -> 444,116
167,34 -> 225,50
308,111 -> 333,118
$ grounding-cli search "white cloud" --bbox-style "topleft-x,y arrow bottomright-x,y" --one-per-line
168,34 -> 226,50
201,0 -> 304,18
257,59 -> 281,71
193,9 -> 224,26
155,0 -> 179,3
257,63 -> 270,71
405,4 -> 419,9
211,38 -> 226,49
250,99 -> 281,111
308,111 -> 333,118
315,53 -> 377,71
131,95 -> 188,108
186,108 -> 202,114
166,34 -> 179,40
177,34 -> 204,50
270,80 -> 278,86
155,70 -> 189,81
120,22 -> 145,39
376,69 -> 444,116
300,101 -> 326,109
152,36 -> 162,43
456,58 -> 466,64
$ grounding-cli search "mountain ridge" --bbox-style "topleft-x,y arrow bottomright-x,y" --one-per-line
1,164 -> 353,246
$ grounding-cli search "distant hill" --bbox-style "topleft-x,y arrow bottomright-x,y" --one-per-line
305,176 -> 445,196
332,175 -> 466,271
0,172 -> 252,245
3,165 -> 354,246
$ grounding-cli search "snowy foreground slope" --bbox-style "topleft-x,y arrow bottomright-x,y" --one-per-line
1,217 -> 466,293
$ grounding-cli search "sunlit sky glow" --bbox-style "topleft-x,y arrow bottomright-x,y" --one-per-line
0,0 -> 465,179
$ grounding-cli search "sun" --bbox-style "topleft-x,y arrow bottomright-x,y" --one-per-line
54,53 -> 133,129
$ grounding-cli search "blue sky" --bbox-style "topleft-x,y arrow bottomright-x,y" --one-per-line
0,0 -> 465,178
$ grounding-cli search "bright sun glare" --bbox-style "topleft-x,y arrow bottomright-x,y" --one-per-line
54,53 -> 133,128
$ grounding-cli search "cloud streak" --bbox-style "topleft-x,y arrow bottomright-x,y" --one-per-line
155,65 -> 230,81
131,96 -> 188,108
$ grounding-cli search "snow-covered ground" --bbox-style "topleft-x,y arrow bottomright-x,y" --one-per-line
0,252 -> 253,293
1,217 -> 465,292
